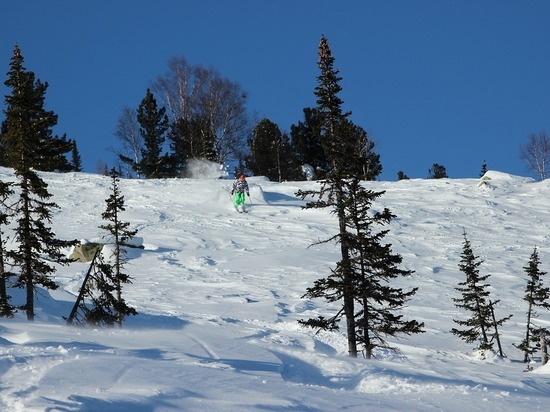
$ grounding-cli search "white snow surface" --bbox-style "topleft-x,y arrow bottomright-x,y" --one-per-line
1,168 -> 550,411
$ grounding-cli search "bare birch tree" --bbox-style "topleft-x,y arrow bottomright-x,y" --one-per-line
114,106 -> 142,178
520,130 -> 550,181
152,56 -> 249,163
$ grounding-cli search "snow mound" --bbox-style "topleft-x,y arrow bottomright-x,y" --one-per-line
478,170 -> 534,190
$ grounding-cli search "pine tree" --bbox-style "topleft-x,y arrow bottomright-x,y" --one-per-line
0,180 -> 14,317
97,169 -> 137,327
451,231 -> 511,355
167,115 -> 218,176
397,171 -> 410,180
428,163 -> 448,179
336,119 -> 381,180
290,107 -> 327,179
2,45 -> 75,320
0,46 -> 72,172
300,178 -> 424,358
71,140 -> 82,172
297,35 -> 387,357
517,247 -> 550,364
246,118 -> 298,182
136,89 -> 170,178
480,160 -> 488,177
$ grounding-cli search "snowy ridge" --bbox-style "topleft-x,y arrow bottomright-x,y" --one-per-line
0,168 -> 549,411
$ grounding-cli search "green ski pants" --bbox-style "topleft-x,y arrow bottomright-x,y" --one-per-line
234,192 -> 246,207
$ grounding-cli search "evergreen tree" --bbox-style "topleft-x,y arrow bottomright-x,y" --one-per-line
480,160 -> 488,177
97,169 -> 137,327
0,180 -> 14,317
337,119 -> 381,180
428,163 -> 448,179
246,118 -> 297,182
135,89 -> 170,178
2,45 -> 75,320
71,140 -> 82,172
167,116 -> 217,177
300,179 -> 424,358
290,107 -> 327,179
1,46 -> 72,172
451,231 -> 511,354
397,171 -> 409,180
517,247 -> 550,364
297,35 -> 377,357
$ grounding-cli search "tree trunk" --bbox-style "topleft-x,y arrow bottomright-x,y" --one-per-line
541,333 -> 548,366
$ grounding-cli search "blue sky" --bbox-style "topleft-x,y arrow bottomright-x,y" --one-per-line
1,1 -> 549,180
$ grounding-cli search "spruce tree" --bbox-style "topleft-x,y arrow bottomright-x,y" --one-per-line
0,180 -> 14,317
136,89 -> 169,178
305,35 -> 357,357
2,45 -> 75,320
397,171 -> 410,180
71,140 -> 83,172
300,178 -> 424,358
0,46 -> 72,172
337,119 -> 381,180
97,169 -> 137,327
246,118 -> 297,182
480,160 -> 488,177
517,247 -> 550,364
290,107 -> 327,179
297,35 -> 393,358
451,231 -> 512,355
428,163 -> 448,179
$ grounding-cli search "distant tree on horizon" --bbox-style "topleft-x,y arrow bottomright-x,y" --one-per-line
115,106 -> 142,178
136,89 -> 170,178
480,160 -> 488,177
152,56 -> 250,164
71,140 -> 82,172
290,107 -> 328,179
520,130 -> 549,181
397,171 -> 409,180
428,163 -> 448,179
246,118 -> 298,182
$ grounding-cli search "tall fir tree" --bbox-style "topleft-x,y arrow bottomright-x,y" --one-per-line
297,35 -> 389,357
517,247 -> 550,364
97,169 -> 137,327
1,45 -> 75,320
1,45 -> 72,172
300,178 -> 424,358
135,89 -> 170,178
451,231 -> 511,355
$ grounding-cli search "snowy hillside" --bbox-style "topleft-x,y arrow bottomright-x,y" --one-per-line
0,167 -> 550,411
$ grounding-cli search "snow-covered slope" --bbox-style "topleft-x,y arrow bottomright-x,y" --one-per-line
0,168 -> 549,411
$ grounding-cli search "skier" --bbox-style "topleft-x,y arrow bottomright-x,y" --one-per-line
231,174 -> 250,212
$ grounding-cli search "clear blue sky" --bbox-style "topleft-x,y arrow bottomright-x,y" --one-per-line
1,1 -> 549,180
